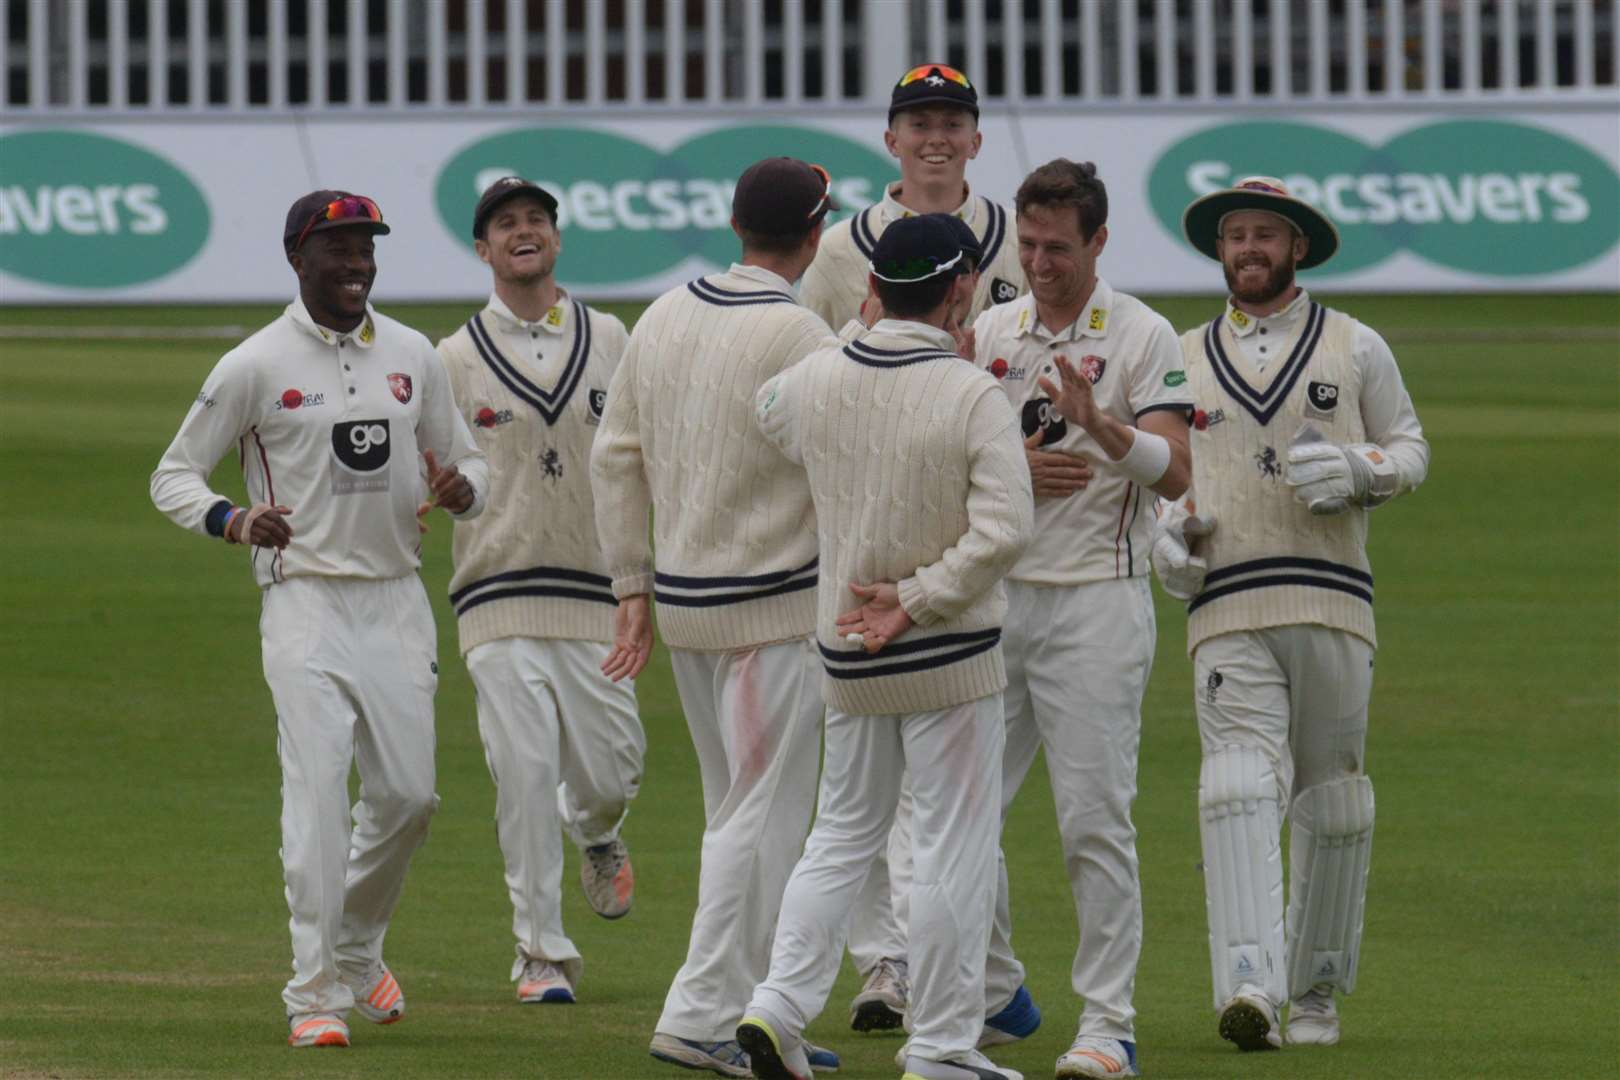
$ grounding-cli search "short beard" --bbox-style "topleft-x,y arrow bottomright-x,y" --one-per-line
1224,257 -> 1296,306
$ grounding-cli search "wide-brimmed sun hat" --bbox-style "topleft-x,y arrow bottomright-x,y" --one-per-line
1182,175 -> 1339,270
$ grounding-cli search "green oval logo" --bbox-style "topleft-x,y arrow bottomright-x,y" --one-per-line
0,130 -> 211,287
1147,119 -> 1619,277
436,126 -> 896,285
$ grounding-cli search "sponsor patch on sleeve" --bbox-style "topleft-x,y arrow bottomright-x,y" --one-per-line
1164,370 -> 1187,387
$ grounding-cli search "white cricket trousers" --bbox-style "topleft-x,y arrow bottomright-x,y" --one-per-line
466,636 -> 645,984
260,574 -> 440,1017
986,577 -> 1153,1040
1192,626 -> 1372,810
749,694 -> 1005,1061
846,779 -> 913,976
656,638 -> 824,1042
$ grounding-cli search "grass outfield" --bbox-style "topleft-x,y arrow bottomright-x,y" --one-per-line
1,293 -> 1615,1079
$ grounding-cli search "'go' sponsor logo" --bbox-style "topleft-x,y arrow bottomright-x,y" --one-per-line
436,126 -> 896,284
0,130 -> 210,287
1148,120 -> 1619,275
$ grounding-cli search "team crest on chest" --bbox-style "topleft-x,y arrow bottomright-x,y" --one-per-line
540,447 -> 563,479
1078,355 -> 1107,384
1254,445 -> 1280,479
387,372 -> 413,404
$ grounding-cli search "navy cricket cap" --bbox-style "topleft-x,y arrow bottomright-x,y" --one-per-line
473,176 -> 560,239
283,190 -> 389,254
889,63 -> 980,124
936,213 -> 983,270
869,214 -> 967,283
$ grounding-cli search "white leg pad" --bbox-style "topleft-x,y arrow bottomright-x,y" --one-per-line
1199,746 -> 1286,1009
1286,775 -> 1375,996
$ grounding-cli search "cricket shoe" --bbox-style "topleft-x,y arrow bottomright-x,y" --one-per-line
849,956 -> 908,1031
978,985 -> 1041,1048
342,962 -> 405,1024
582,838 -> 635,919
648,1032 -> 751,1078
736,1009 -> 812,1080
1285,985 -> 1340,1045
517,957 -> 575,1004
287,1012 -> 349,1048
901,1048 -> 1024,1080
1218,988 -> 1281,1051
1055,1035 -> 1139,1077
805,1042 -> 841,1072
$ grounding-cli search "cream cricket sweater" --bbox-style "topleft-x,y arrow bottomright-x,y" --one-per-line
1181,294 -> 1428,653
590,263 -> 839,652
437,292 -> 628,653
799,182 -> 1026,331
756,319 -> 1034,715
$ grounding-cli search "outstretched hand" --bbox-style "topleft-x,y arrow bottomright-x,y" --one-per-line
833,581 -> 913,654
1036,355 -> 1104,432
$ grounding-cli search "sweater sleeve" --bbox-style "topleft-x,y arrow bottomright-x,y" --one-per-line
590,324 -> 655,597
1355,323 -> 1429,498
755,365 -> 804,465
149,348 -> 257,536
897,386 -> 1034,625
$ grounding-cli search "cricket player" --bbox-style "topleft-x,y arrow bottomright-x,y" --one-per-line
739,214 -> 1033,1080
971,160 -> 1193,1080
1156,176 -> 1429,1051
435,177 -> 646,1005
590,157 -> 842,1079
799,60 -> 1027,1031
149,191 -> 488,1048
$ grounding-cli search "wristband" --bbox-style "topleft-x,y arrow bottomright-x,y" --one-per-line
222,507 -> 242,543
1112,428 -> 1172,487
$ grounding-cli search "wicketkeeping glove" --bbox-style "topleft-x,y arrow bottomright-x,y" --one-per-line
1151,496 -> 1215,601
1285,424 -> 1398,515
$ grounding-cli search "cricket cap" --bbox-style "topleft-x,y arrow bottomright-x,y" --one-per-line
473,176 -> 560,239
283,190 -> 389,255
889,63 -> 979,124
732,157 -> 840,235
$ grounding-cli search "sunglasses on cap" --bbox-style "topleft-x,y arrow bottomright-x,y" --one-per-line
292,195 -> 385,252
806,163 -> 834,221
896,63 -> 974,90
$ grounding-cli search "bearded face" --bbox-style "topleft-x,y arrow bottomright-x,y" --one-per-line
1216,210 -> 1305,308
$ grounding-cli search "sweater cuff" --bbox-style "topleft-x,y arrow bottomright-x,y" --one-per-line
611,573 -> 654,600
897,575 -> 939,627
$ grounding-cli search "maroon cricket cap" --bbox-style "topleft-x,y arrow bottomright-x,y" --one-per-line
473,176 -> 561,239
732,157 -> 840,235
283,189 -> 390,254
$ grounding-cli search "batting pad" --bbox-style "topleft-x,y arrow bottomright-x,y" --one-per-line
1286,775 -> 1375,996
1199,746 -> 1286,1008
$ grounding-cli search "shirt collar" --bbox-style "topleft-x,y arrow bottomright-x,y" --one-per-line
728,262 -> 796,294
869,318 -> 958,353
1017,278 -> 1115,342
485,288 -> 572,335
1224,288 -> 1312,338
879,180 -> 977,227
287,296 -> 377,349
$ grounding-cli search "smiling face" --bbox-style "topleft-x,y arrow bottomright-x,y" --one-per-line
1017,203 -> 1107,312
1216,210 -> 1308,308
290,227 -> 377,333
885,105 -> 982,188
475,193 -> 561,286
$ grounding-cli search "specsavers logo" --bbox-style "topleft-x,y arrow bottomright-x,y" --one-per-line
436,126 -> 897,284
0,130 -> 210,287
1147,120 -> 1619,276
